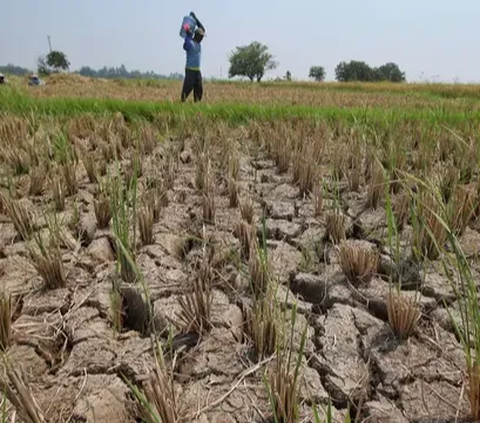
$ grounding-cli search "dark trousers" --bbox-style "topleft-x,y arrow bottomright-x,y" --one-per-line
181,69 -> 203,102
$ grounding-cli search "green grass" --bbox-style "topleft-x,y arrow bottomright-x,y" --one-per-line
225,79 -> 480,100
109,161 -> 138,283
1,87 -> 480,128
105,76 -> 480,101
6,72 -> 480,100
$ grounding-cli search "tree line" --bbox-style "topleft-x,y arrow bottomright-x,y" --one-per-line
77,65 -> 182,80
2,44 -> 406,83
308,61 -> 406,82
229,42 -> 406,83
0,64 -> 31,76
0,51 -> 181,81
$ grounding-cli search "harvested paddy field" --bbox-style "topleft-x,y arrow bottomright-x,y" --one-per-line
0,80 -> 480,423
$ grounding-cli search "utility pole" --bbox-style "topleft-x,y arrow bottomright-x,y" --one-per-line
47,35 -> 52,53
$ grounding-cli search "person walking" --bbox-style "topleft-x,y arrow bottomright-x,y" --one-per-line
181,12 -> 205,102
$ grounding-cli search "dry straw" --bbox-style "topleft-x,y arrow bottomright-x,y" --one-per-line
2,194 -> 33,241
386,289 -> 420,340
0,292 -> 12,351
94,193 -> 112,229
240,197 -> 255,224
130,343 -> 179,423
61,163 -> 78,197
177,278 -> 212,336
29,233 -> 66,290
51,175 -> 65,212
234,220 -> 256,261
138,205 -> 154,246
0,364 -> 46,423
28,167 -> 46,197
228,177 -> 239,208
242,297 -> 277,361
338,240 -> 378,286
325,210 -> 346,244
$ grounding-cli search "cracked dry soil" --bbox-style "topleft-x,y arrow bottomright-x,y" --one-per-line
0,117 -> 476,423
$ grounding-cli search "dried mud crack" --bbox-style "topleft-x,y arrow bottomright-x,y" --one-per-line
0,109 -> 477,423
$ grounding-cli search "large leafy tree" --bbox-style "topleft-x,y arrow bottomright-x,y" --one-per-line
335,61 -> 375,82
374,62 -> 406,82
309,66 -> 326,82
37,50 -> 70,75
228,42 -> 278,82
46,50 -> 70,72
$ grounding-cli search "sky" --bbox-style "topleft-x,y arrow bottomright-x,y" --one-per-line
1,0 -> 479,83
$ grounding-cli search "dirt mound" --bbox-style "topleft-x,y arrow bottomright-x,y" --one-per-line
48,73 -> 97,85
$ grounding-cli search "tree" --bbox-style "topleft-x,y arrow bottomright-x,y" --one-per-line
46,51 -> 70,72
335,60 -> 407,83
309,66 -> 326,82
37,56 -> 50,75
228,42 -> 278,82
374,62 -> 406,82
335,61 -> 375,82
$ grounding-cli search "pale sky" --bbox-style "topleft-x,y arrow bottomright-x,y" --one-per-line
1,0 -> 479,82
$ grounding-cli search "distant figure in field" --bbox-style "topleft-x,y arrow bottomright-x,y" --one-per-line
29,74 -> 44,86
180,12 -> 205,103
0,73 -> 6,84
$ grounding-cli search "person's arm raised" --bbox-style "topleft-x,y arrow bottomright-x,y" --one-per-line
189,11 -> 205,31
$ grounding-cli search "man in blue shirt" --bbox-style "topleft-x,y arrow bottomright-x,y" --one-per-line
181,12 -> 205,102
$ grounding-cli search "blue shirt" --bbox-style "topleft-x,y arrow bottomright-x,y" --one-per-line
184,34 -> 201,70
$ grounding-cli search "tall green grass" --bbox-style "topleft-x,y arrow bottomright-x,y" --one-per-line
107,76 -> 480,101
7,73 -> 480,100
1,87 -> 480,128
401,173 -> 480,419
109,159 -> 138,283
263,301 -> 308,423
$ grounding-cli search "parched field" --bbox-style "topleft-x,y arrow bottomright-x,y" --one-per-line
1,78 -> 480,423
